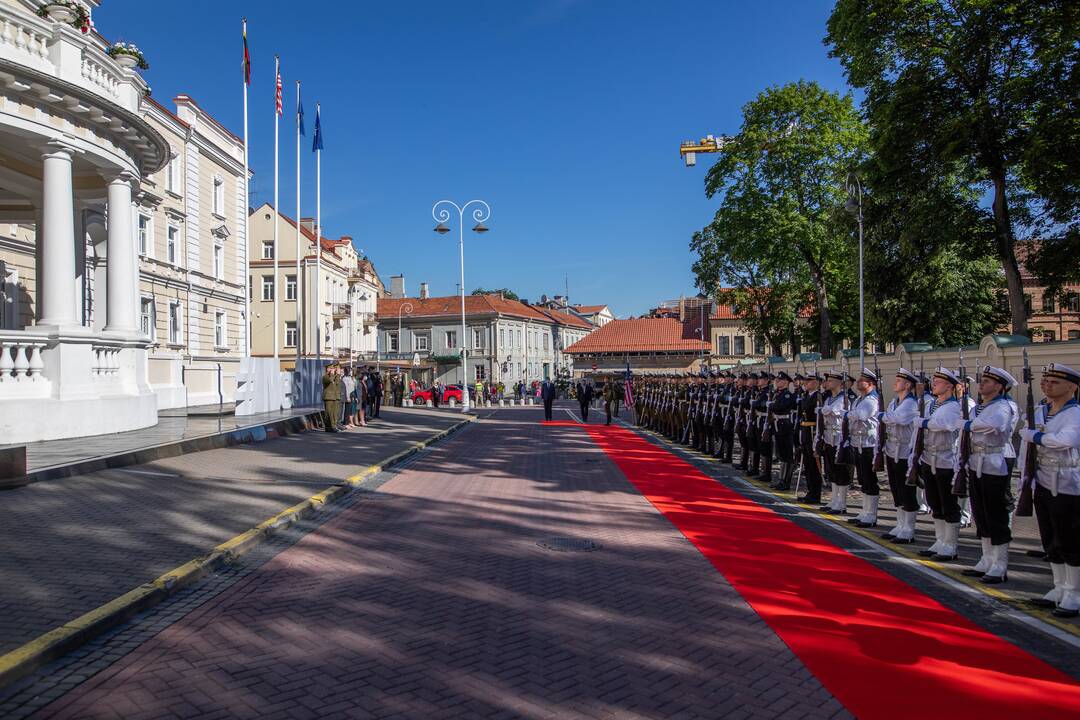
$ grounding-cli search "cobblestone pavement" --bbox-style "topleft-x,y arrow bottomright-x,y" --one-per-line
0,407 -> 463,656
14,405 -> 849,719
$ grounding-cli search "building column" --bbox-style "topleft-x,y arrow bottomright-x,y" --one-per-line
37,141 -> 79,326
104,172 -> 138,334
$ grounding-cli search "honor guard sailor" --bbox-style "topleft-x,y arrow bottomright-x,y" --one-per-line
820,370 -> 852,514
914,367 -> 964,561
1019,362 -> 1080,617
846,369 -> 882,527
880,368 -> 920,543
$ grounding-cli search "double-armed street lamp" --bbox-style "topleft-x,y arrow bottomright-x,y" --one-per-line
397,301 -> 414,356
433,200 -> 491,413
844,172 -> 865,371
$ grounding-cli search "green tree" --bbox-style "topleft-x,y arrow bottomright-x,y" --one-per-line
826,0 -> 1080,335
471,287 -> 519,301
693,80 -> 868,356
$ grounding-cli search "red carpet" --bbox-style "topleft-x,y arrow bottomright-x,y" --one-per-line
544,421 -> 1080,719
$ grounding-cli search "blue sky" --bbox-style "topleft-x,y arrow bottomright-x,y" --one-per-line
97,0 -> 850,317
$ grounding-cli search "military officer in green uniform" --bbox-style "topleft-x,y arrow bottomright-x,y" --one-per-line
322,363 -> 342,432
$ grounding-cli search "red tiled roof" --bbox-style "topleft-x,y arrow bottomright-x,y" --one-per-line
573,304 -> 608,314
378,295 -> 591,328
531,305 -> 593,329
565,318 -> 709,354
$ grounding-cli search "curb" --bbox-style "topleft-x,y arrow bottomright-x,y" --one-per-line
0,411 -> 325,490
622,422 -> 1080,641
0,414 -> 476,691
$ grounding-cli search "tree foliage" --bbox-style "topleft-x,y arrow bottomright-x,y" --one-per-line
471,287 -> 519,301
692,80 -> 868,356
826,0 -> 1080,335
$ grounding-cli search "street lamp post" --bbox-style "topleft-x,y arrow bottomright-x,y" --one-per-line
433,199 -> 491,413
845,172 -> 865,371
397,301 -> 413,359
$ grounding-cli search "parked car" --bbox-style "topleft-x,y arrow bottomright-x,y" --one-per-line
410,384 -> 464,405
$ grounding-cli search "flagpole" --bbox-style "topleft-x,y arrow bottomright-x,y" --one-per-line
272,56 -> 280,366
241,19 -> 250,357
295,80 -> 302,369
315,102 -> 321,371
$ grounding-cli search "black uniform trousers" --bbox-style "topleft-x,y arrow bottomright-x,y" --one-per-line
854,447 -> 879,495
1034,484 -> 1080,566
736,419 -> 750,466
579,399 -> 590,422
919,462 -> 961,524
885,455 -> 918,512
823,443 -> 852,486
970,472 -> 1012,545
544,398 -> 554,421
799,427 -> 823,499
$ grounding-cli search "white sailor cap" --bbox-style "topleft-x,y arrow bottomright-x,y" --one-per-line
980,365 -> 1016,389
932,367 -> 960,385
858,368 -> 878,383
823,369 -> 845,381
896,367 -> 918,385
1044,362 -> 1080,385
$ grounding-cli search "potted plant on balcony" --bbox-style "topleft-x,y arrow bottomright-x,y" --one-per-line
106,42 -> 149,70
37,2 -> 90,32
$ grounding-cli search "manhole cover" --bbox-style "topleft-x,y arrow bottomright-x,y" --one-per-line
537,537 -> 602,552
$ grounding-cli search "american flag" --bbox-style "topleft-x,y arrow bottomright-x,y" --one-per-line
623,361 -> 633,407
274,59 -> 282,116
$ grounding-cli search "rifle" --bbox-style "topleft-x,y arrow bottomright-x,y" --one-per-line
814,360 -> 826,458
873,348 -> 886,472
1016,349 -> 1036,516
906,355 -> 927,487
952,349 -> 971,497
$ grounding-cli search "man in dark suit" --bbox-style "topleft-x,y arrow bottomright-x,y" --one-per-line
541,378 -> 557,421
576,380 -> 593,422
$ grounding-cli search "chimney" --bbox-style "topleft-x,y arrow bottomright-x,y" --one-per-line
299,217 -> 316,234
390,274 -> 405,299
540,294 -> 548,304
419,282 -> 429,300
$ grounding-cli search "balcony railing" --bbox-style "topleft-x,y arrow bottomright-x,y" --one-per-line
331,302 -> 351,319
0,329 -> 51,398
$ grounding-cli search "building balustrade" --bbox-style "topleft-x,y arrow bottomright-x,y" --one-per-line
91,342 -> 122,378
0,330 -> 51,398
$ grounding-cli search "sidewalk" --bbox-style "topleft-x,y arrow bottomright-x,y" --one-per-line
0,407 -> 466,659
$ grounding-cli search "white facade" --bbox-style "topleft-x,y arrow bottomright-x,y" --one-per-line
0,1 -> 172,443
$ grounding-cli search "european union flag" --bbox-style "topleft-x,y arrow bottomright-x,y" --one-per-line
297,87 -> 304,136
312,105 -> 323,152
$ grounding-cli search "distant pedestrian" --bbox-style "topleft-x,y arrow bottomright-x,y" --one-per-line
321,364 -> 341,432
372,371 -> 383,418
603,378 -> 617,426
432,380 -> 441,408
576,380 -> 593,422
541,378 -> 556,421
342,368 -> 357,429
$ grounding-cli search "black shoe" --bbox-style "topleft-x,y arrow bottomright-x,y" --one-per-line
855,520 -> 877,528
775,483 -> 791,492
918,548 -> 938,557
932,552 -> 959,561
961,568 -> 985,577
891,537 -> 914,545
1027,597 -> 1057,609
1026,549 -> 1047,559
980,573 -> 1007,585
1053,606 -> 1079,618
797,495 -> 820,504
846,516 -> 862,524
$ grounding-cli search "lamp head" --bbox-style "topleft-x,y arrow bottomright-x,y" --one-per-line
844,197 -> 859,216
472,222 -> 489,234
434,222 -> 450,235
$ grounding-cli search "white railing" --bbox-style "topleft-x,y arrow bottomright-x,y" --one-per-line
79,49 -> 121,101
0,8 -> 53,72
0,330 -> 51,398
91,342 -> 121,378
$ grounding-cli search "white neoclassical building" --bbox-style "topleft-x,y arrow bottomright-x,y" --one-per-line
0,1 -> 173,443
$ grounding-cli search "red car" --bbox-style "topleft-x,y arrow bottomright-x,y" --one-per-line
411,384 -> 464,405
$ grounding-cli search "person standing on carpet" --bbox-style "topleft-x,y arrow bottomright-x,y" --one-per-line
768,372 -> 798,491
603,378 -> 618,426
1020,362 -> 1080,617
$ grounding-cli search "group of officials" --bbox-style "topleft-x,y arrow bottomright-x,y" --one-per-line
631,361 -> 1080,619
